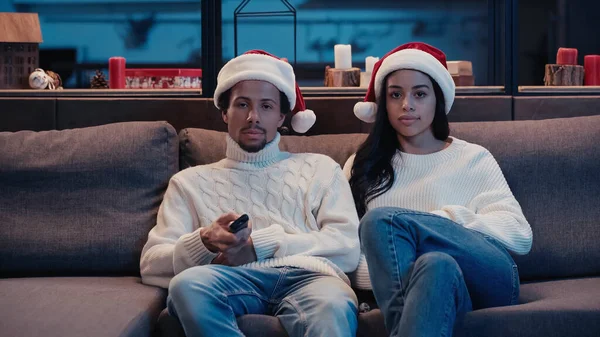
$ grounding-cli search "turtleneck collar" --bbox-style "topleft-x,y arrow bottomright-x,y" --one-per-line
225,133 -> 288,168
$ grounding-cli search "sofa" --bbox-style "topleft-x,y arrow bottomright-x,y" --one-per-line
1,115 -> 599,337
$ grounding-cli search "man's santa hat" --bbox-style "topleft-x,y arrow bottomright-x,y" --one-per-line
214,49 -> 316,134
354,42 -> 455,123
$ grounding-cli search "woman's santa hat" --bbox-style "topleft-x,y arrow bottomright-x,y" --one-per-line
214,49 -> 316,134
354,42 -> 455,123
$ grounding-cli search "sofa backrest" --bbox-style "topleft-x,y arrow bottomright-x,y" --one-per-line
450,116 -> 600,281
180,115 -> 600,282
179,128 -> 366,169
0,121 -> 179,277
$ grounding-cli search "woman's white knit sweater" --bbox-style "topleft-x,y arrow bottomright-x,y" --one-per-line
343,137 -> 533,290
140,133 -> 361,288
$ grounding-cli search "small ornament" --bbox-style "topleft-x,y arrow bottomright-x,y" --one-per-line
109,56 -> 126,89
45,70 -> 63,90
29,68 -> 50,90
28,68 -> 62,90
544,47 -> 584,86
91,70 -> 109,89
324,65 -> 361,87
584,55 -> 600,86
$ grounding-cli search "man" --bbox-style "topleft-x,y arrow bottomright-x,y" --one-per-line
140,50 -> 361,337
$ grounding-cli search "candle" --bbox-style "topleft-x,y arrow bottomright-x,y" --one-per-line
109,56 -> 126,89
557,48 -> 578,65
584,55 -> 600,85
365,56 -> 379,73
334,44 -> 352,69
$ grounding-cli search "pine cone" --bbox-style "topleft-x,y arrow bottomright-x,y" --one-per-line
91,70 -> 109,89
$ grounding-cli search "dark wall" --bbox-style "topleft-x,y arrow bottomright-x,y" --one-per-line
566,0 -> 600,63
518,0 -> 555,86
518,0 -> 600,85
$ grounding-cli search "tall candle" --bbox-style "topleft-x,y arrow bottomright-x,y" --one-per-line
557,48 -> 578,65
584,55 -> 600,85
334,44 -> 352,69
109,56 -> 126,89
365,56 -> 379,73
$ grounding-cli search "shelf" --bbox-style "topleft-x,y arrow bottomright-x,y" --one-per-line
519,86 -> 600,95
0,89 -> 203,98
456,86 -> 506,95
0,86 -> 508,98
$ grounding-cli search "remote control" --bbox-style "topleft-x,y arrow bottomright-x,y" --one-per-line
229,214 -> 249,233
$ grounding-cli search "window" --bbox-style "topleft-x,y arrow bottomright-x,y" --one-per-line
10,0 -> 203,88
222,0 -> 500,88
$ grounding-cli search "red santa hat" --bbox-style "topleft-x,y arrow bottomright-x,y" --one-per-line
214,49 -> 316,134
354,42 -> 455,123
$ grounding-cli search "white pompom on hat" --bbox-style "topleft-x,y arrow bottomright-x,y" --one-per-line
354,42 -> 456,123
214,49 -> 316,134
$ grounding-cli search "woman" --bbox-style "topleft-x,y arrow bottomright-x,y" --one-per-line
344,42 -> 533,337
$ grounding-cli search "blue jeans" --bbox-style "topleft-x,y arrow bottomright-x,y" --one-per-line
360,207 -> 519,337
167,265 -> 358,337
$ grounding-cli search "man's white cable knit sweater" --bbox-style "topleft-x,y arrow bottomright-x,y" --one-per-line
343,137 -> 533,290
140,133 -> 361,288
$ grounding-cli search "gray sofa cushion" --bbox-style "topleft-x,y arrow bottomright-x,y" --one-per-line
157,307 -> 382,337
0,121 -> 179,276
0,277 -> 166,337
157,277 -> 600,337
179,128 -> 366,168
454,277 -> 600,337
450,116 -> 600,281
180,115 -> 600,281
157,310 -> 290,337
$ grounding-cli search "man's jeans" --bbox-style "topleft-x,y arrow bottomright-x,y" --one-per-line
167,265 -> 358,337
360,207 -> 520,337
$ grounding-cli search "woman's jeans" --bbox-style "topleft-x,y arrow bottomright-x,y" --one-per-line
360,207 -> 519,337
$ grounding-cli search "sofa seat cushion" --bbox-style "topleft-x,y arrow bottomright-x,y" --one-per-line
156,308 -> 290,337
456,277 -> 600,337
357,277 -> 600,337
356,277 -> 600,337
0,277 -> 166,337
157,277 -> 600,337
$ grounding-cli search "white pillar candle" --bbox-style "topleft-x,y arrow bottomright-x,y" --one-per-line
334,44 -> 352,69
365,56 -> 379,73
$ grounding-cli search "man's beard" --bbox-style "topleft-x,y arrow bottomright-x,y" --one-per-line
239,138 -> 267,153
238,125 -> 268,153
